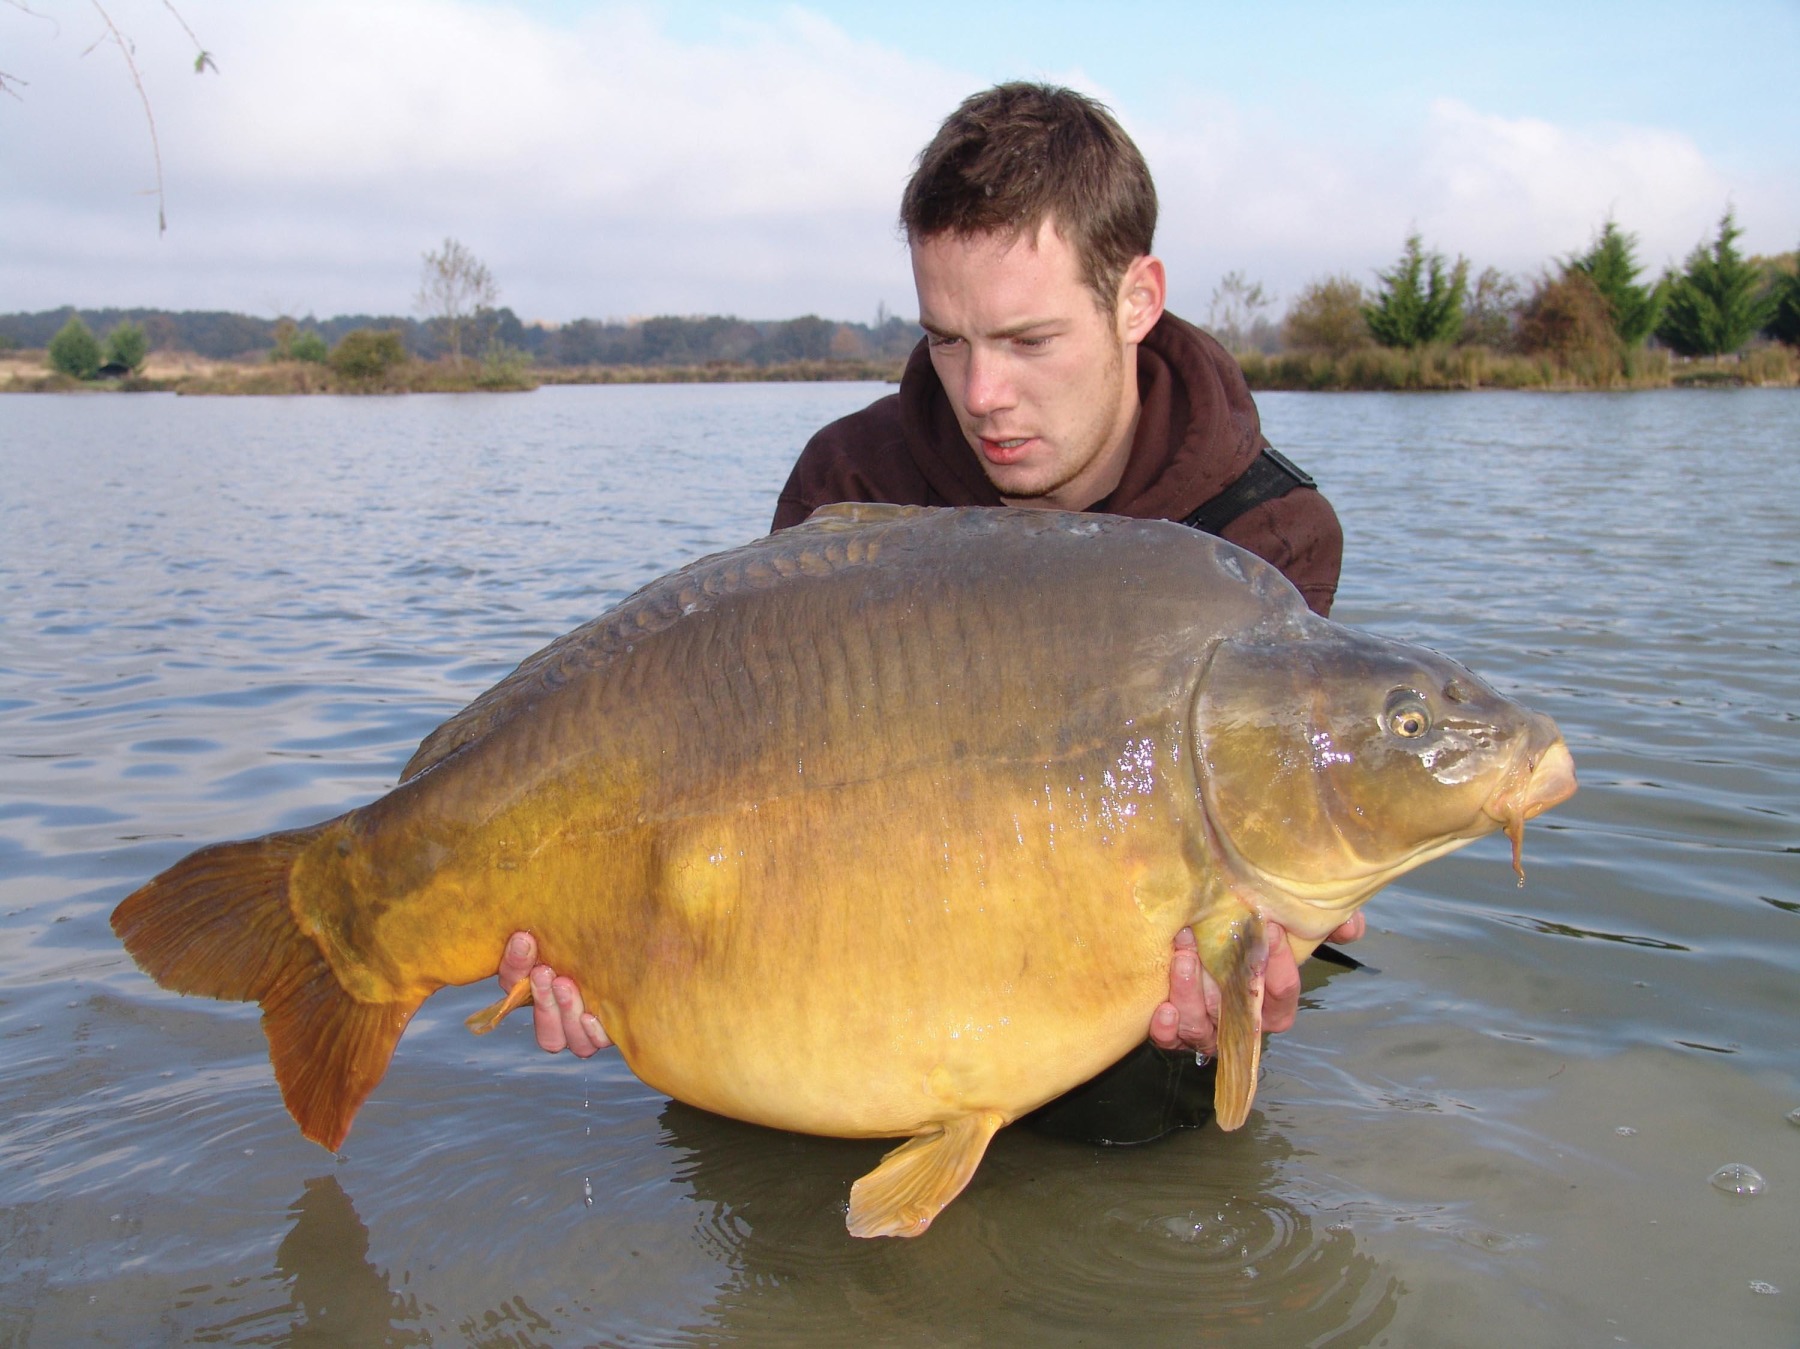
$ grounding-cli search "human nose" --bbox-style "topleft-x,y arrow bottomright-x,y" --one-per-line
960,346 -> 1015,418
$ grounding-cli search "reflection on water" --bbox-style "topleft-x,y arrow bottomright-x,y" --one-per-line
1,386 -> 1797,1345
655,1102 -> 1399,1346
192,1177 -> 425,1347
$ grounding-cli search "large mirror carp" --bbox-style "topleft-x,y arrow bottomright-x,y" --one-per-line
113,504 -> 1576,1237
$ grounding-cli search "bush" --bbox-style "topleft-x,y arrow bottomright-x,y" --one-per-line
1460,268 -> 1524,350
1281,275 -> 1371,357
101,321 -> 150,374
290,331 -> 329,363
477,340 -> 532,389
329,328 -> 408,383
47,316 -> 103,380
1518,270 -> 1623,372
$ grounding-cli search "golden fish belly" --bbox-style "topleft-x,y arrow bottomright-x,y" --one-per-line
568,762 -> 1193,1137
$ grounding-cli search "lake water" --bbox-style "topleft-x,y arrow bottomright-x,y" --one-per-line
1,384 -> 1795,1347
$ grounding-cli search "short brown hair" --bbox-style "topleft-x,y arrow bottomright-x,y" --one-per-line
900,83 -> 1158,309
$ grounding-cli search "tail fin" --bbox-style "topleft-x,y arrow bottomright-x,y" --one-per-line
110,827 -> 418,1152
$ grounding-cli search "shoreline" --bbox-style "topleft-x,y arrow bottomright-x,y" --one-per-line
0,353 -> 907,395
2,348 -> 1792,395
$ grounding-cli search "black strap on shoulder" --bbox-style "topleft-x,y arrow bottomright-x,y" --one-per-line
1179,445 -> 1317,537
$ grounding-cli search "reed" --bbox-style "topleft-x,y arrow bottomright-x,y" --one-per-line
1234,343 -> 1797,391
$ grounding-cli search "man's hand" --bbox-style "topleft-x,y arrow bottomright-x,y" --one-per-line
497,931 -> 612,1058
1147,912 -> 1366,1057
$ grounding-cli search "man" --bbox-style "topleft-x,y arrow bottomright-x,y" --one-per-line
497,82 -> 1360,1141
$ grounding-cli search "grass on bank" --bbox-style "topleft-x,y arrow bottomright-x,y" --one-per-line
1236,343 -> 1797,391
0,352 -> 907,394
3,345 -> 1793,395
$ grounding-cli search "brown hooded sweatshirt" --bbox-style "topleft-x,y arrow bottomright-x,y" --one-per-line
772,312 -> 1342,616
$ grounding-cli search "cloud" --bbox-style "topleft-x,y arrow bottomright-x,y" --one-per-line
1,3 -> 1788,324
1143,93 -> 1797,316
1412,99 -> 1735,275
1,0 -> 969,320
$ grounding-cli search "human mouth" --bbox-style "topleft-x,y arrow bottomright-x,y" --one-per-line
978,435 -> 1035,466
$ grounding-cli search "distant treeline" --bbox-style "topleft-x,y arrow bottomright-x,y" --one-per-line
0,307 -> 923,367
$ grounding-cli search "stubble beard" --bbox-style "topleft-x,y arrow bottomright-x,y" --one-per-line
973,339 -> 1128,509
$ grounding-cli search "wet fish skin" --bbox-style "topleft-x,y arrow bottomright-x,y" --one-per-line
112,504 -> 1575,1238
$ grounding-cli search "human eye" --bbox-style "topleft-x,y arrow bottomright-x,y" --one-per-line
925,332 -> 963,350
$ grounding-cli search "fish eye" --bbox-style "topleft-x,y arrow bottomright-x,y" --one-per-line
1384,690 -> 1431,738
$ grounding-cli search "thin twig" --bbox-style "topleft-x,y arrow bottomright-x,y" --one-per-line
160,0 -> 215,73
87,0 -> 167,233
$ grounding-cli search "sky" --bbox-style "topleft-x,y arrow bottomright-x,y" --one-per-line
5,0 -> 1798,327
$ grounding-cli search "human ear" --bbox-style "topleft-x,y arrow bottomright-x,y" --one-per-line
1117,255 -> 1167,343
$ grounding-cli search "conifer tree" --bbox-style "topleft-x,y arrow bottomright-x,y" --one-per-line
102,321 -> 150,374
1363,234 -> 1468,349
1568,220 -> 1661,347
47,316 -> 102,380
1763,250 -> 1800,348
1656,210 -> 1776,356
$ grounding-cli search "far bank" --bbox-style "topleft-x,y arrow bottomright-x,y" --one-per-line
2,345 -> 1793,396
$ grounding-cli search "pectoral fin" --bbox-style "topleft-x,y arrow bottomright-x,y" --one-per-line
846,1110 -> 1007,1239
1193,909 -> 1267,1131
464,977 -> 533,1035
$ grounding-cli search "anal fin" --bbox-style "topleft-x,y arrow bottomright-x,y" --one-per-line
465,977 -> 533,1035
847,1110 -> 1006,1239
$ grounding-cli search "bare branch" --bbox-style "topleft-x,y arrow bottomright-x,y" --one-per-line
4,0 -> 59,30
417,238 -> 501,364
87,0 -> 168,233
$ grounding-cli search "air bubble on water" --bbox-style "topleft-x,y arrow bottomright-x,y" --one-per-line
1614,1126 -> 1637,1137
1710,1163 -> 1766,1196
1749,1281 -> 1779,1296
583,1177 -> 593,1207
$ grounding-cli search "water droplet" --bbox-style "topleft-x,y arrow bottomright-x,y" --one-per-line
1749,1281 -> 1779,1296
1710,1163 -> 1766,1196
1614,1126 -> 1637,1137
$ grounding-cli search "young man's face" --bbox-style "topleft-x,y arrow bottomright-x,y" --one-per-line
911,219 -> 1165,511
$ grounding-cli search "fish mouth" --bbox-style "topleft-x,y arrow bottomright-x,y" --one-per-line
1485,738 -> 1578,880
